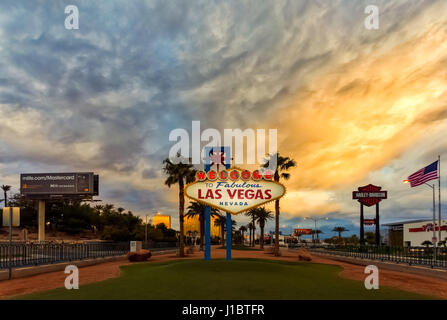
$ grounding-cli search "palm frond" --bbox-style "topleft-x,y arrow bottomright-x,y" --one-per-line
280,172 -> 290,180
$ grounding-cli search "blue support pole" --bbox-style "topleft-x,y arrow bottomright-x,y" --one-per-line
204,206 -> 211,261
204,146 -> 231,261
226,213 -> 232,260
204,151 -> 212,261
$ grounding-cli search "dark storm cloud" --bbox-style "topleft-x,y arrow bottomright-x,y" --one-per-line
103,185 -> 171,213
142,168 -> 158,179
0,0 -> 208,212
0,0 -> 401,170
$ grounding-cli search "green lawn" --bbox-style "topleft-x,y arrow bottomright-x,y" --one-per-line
16,259 -> 435,300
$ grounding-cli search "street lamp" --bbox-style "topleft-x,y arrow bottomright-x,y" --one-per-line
145,214 -> 149,243
304,216 -> 328,244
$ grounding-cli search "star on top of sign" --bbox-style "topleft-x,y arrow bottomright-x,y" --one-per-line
205,148 -> 232,172
209,150 -> 226,166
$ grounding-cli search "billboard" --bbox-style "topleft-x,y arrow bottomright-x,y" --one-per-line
294,228 -> 312,236
20,172 -> 99,197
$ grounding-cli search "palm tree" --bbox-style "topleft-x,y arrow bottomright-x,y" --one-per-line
253,207 -> 274,249
310,229 -> 316,242
247,222 -> 255,246
315,230 -> 323,242
245,209 -> 257,246
239,225 -> 247,245
231,219 -> 237,232
247,223 -> 252,246
1,185 -> 11,207
332,226 -> 349,240
117,207 -> 125,214
309,229 -> 323,243
163,156 -> 196,257
102,204 -> 115,215
214,214 -> 237,246
421,240 -> 432,248
214,214 -> 227,245
186,201 -> 220,250
231,220 -> 237,245
186,231 -> 192,245
263,153 -> 296,256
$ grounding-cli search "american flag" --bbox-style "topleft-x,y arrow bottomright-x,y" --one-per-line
407,160 -> 439,187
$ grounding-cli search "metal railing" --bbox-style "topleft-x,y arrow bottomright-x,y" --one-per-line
288,244 -> 447,269
0,242 -> 129,269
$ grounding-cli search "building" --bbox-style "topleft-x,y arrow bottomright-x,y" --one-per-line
382,219 -> 447,247
183,215 -> 200,236
153,214 -> 171,229
183,215 -> 221,238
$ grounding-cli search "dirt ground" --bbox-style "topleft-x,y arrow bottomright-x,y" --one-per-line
1,247 -> 446,299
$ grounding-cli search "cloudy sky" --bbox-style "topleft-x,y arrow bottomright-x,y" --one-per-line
1,0 -> 447,238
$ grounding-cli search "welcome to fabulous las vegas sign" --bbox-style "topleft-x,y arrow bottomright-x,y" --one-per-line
185,167 -> 286,215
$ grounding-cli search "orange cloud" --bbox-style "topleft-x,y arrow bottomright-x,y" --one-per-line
270,23 -> 447,195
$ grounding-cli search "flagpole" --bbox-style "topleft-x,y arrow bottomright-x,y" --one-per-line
431,183 -> 437,260
439,155 -> 442,244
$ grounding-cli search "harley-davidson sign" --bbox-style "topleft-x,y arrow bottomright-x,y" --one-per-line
352,184 -> 387,207
185,168 -> 286,214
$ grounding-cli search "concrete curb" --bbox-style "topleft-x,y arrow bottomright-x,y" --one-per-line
312,252 -> 447,280
151,249 -> 177,255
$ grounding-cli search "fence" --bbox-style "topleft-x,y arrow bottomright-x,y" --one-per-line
0,242 -> 129,269
0,241 -> 181,269
288,244 -> 447,269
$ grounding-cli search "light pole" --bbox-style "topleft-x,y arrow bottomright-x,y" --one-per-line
304,217 -> 328,244
145,214 -> 149,243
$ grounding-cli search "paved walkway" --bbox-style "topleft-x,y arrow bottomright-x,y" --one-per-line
1,247 -> 446,299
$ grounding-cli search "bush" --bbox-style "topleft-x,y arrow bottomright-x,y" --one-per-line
127,250 -> 151,262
